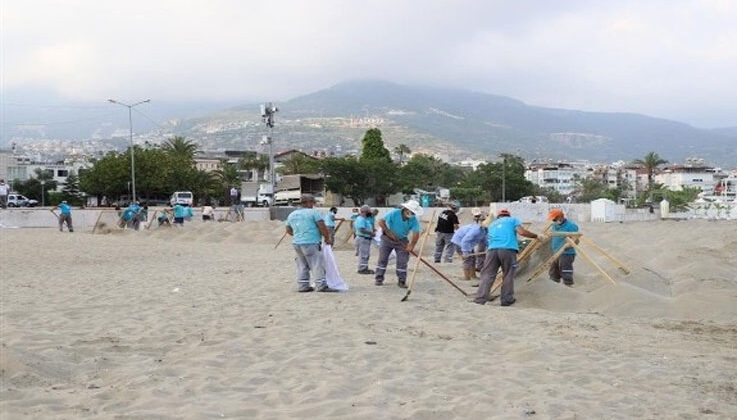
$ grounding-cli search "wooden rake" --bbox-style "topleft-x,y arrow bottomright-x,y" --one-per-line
402,210 -> 436,302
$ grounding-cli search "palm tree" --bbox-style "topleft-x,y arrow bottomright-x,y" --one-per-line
240,153 -> 270,181
162,136 -> 198,162
213,164 -> 241,201
394,144 -> 411,165
633,151 -> 668,189
277,154 -> 320,175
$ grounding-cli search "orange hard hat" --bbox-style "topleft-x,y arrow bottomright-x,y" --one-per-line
548,208 -> 564,220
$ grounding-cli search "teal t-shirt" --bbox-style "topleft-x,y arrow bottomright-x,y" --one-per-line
286,208 -> 324,245
59,203 -> 71,215
382,208 -> 420,240
173,204 -> 185,218
487,216 -> 522,251
354,215 -> 373,238
324,212 -> 336,227
551,219 -> 579,255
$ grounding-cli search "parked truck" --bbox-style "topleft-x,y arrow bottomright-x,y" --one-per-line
273,174 -> 325,206
240,183 -> 273,207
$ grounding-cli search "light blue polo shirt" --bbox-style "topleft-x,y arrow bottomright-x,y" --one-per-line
382,208 -> 420,240
487,216 -> 522,251
286,208 -> 324,245
59,203 -> 72,215
354,215 -> 373,238
324,212 -> 336,227
173,204 -> 185,218
551,219 -> 579,255
452,223 -> 486,253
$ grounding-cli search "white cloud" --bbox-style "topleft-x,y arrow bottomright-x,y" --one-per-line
1,0 -> 736,126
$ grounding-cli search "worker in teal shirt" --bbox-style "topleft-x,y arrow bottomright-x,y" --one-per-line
473,209 -> 544,307
548,208 -> 579,286
173,203 -> 186,225
354,205 -> 376,274
374,201 -> 422,288
53,200 -> 74,232
323,207 -> 344,243
285,194 -> 335,293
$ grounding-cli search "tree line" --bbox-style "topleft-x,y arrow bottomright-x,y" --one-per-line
35,129 -> 684,207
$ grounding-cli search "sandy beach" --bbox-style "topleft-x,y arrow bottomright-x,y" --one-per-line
1,219 -> 736,419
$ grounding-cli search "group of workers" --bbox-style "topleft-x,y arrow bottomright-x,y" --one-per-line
284,193 -> 580,307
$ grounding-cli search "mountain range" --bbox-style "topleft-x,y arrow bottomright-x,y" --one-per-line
4,81 -> 736,166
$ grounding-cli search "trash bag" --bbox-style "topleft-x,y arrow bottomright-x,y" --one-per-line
323,245 -> 349,291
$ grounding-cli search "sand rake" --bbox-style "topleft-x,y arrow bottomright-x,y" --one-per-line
524,232 -> 622,286
402,210 -> 435,302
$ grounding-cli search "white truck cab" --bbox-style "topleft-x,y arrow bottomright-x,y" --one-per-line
170,191 -> 194,206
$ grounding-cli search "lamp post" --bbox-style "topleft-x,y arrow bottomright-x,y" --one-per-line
40,180 -> 46,207
502,154 -> 506,203
108,99 -> 151,202
260,102 -> 279,193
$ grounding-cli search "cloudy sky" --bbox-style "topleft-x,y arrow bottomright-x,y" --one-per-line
2,0 -> 736,127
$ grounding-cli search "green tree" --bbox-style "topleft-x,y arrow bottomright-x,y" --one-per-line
572,175 -> 624,202
240,153 -> 270,181
61,171 -> 84,204
360,128 -> 391,162
469,154 -> 533,202
320,156 -> 370,205
394,143 -> 411,165
13,168 -> 58,204
633,152 -> 668,190
450,186 -> 483,206
277,153 -> 321,175
213,164 -> 241,202
399,154 -> 466,194
161,136 -> 198,162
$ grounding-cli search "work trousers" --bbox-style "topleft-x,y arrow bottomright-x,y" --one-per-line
327,227 -> 335,243
59,214 -> 73,232
474,249 -> 518,305
549,254 -> 576,285
375,235 -> 410,284
293,244 -> 326,288
475,241 -> 487,271
434,232 -> 455,262
0,194 -> 6,208
454,245 -> 476,270
356,236 -> 372,270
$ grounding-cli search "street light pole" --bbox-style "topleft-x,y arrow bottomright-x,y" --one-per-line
261,102 -> 279,193
108,99 -> 151,202
40,180 -> 46,207
501,154 -> 506,203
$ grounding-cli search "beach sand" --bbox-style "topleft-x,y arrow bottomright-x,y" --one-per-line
1,219 -> 736,419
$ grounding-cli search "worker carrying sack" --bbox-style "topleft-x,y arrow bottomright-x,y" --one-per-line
323,245 -> 349,291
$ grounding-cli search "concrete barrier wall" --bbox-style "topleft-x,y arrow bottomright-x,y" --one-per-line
0,207 -> 270,229
667,201 -> 737,220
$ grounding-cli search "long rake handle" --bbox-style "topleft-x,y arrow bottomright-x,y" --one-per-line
402,211 -> 435,301
410,251 -> 469,297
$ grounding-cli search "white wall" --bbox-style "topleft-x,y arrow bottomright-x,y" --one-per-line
0,207 -> 270,229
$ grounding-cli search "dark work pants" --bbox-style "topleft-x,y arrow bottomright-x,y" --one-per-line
549,254 -> 576,285
474,249 -> 518,305
375,235 -> 410,284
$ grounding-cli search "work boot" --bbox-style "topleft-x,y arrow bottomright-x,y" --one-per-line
297,285 -> 314,293
397,280 -> 408,289
357,268 -> 375,275
317,284 -> 339,292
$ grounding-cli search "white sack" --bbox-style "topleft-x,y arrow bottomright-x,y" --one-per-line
323,245 -> 349,291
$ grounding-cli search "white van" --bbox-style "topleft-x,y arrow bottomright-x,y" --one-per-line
170,191 -> 194,206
